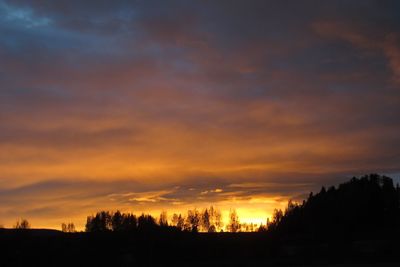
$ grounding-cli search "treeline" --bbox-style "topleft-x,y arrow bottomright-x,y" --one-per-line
86,206 -> 265,233
14,173 -> 399,237
86,212 -> 157,232
266,174 -> 400,239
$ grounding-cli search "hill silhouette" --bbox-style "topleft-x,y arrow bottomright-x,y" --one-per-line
1,174 -> 399,266
267,174 -> 400,241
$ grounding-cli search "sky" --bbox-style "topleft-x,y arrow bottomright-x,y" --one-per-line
0,0 -> 400,230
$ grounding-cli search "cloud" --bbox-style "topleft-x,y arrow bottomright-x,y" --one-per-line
312,19 -> 400,86
312,20 -> 378,49
108,190 -> 176,203
384,33 -> 400,84
0,0 -> 400,229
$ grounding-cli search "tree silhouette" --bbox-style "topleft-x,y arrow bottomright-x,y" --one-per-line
172,213 -> 185,230
61,222 -> 76,233
111,210 -> 123,231
227,209 -> 240,232
171,213 -> 179,227
258,224 -> 267,232
14,219 -> 30,229
137,214 -> 157,232
267,174 -> 400,240
185,209 -> 200,232
121,213 -> 137,231
86,211 -> 140,232
207,206 -> 223,232
201,208 -> 211,232
85,211 -> 112,232
159,211 -> 168,227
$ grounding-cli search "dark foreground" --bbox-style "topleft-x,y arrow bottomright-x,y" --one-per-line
1,229 -> 399,267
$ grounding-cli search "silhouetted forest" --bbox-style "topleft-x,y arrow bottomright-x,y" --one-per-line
85,207 -> 228,233
267,174 -> 400,240
1,174 -> 400,266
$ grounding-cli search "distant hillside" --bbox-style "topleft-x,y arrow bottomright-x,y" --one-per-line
268,174 -> 400,240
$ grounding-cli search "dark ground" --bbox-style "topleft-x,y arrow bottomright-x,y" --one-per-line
1,229 -> 399,267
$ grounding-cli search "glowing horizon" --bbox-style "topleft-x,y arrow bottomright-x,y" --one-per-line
1,1 -> 400,230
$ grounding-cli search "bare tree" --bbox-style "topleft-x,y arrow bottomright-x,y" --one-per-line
15,218 -> 30,229
227,209 -> 240,232
62,222 -> 76,233
68,223 -> 76,232
209,206 -> 223,231
172,213 -> 185,230
177,214 -> 184,230
272,209 -> 283,224
186,209 -> 200,232
172,213 -> 179,226
201,208 -> 210,232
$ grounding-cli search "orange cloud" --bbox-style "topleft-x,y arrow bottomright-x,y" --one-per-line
1,1 -> 400,230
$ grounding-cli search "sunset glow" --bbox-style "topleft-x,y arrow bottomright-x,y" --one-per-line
1,1 -> 400,230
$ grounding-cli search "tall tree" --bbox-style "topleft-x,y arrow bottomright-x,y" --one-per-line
169,213 -> 186,230
208,206 -> 223,232
138,214 -> 157,231
201,208 -> 210,232
227,209 -> 240,233
159,211 -> 168,227
112,210 -> 123,231
121,213 -> 137,231
186,209 -> 200,232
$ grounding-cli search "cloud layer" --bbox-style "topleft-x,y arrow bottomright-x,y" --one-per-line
1,0 -> 400,229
